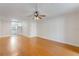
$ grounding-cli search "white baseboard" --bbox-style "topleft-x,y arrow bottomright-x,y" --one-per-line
29,35 -> 37,38
0,35 -> 10,37
38,35 -> 79,47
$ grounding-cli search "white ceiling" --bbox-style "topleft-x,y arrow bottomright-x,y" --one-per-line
0,3 -> 79,20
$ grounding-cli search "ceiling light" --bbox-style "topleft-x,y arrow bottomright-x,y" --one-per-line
34,16 -> 39,20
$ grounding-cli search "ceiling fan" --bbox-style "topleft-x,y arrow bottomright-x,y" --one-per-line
34,10 -> 46,20
27,4 -> 46,21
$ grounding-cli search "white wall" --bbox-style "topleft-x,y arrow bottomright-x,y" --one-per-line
21,19 -> 30,36
0,19 -> 10,37
29,20 -> 37,37
22,19 -> 37,37
37,11 -> 79,47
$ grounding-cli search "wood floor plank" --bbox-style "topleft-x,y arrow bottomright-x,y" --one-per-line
0,35 -> 79,56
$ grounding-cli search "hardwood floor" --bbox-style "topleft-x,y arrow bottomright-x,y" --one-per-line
0,35 -> 79,56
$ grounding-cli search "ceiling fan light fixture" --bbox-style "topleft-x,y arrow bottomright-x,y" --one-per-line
34,16 -> 39,20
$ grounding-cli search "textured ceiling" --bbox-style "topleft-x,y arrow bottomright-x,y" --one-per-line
0,3 -> 79,20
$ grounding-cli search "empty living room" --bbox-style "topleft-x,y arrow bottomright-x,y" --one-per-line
0,3 -> 79,56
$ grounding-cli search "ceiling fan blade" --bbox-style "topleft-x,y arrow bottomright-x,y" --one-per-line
27,8 -> 36,17
38,16 -> 42,19
39,15 -> 46,17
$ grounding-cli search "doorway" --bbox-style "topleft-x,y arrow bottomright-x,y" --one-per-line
10,19 -> 22,36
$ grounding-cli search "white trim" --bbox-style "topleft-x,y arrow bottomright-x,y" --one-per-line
29,34 -> 37,37
0,35 -> 10,38
38,35 -> 79,47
